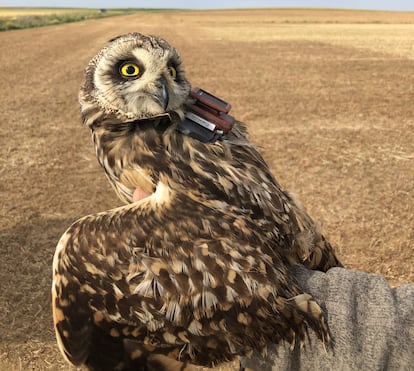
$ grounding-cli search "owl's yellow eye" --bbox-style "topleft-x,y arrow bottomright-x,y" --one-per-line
120,62 -> 140,78
168,66 -> 177,80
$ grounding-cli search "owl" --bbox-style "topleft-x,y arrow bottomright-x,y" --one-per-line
52,33 -> 342,370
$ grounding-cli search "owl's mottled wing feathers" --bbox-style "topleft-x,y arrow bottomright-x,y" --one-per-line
154,120 -> 341,272
173,124 -> 342,273
53,187 -> 329,368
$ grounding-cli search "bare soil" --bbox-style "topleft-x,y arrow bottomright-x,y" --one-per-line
0,9 -> 413,371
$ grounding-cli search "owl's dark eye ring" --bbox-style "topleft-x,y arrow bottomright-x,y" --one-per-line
119,62 -> 141,78
168,66 -> 177,80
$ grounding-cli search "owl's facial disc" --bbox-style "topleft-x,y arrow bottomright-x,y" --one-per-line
91,35 -> 190,121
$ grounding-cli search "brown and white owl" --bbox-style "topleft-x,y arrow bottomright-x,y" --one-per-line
52,32 -> 342,371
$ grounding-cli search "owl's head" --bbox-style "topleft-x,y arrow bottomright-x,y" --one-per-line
80,33 -> 190,124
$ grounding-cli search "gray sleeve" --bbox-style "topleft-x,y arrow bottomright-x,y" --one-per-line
241,266 -> 414,371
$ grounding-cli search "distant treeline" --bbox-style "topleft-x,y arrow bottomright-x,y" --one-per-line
0,8 -> 179,31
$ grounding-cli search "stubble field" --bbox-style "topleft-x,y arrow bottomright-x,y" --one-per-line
0,8 -> 413,370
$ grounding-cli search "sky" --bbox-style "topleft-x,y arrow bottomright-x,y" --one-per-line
1,1 -> 414,11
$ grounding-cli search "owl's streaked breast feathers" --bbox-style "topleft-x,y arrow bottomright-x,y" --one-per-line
52,32 -> 342,370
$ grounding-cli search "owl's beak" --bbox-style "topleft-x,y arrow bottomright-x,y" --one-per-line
153,76 -> 169,111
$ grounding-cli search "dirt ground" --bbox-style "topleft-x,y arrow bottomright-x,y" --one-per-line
0,9 -> 413,371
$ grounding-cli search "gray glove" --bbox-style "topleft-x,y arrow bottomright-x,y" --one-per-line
241,266 -> 414,371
